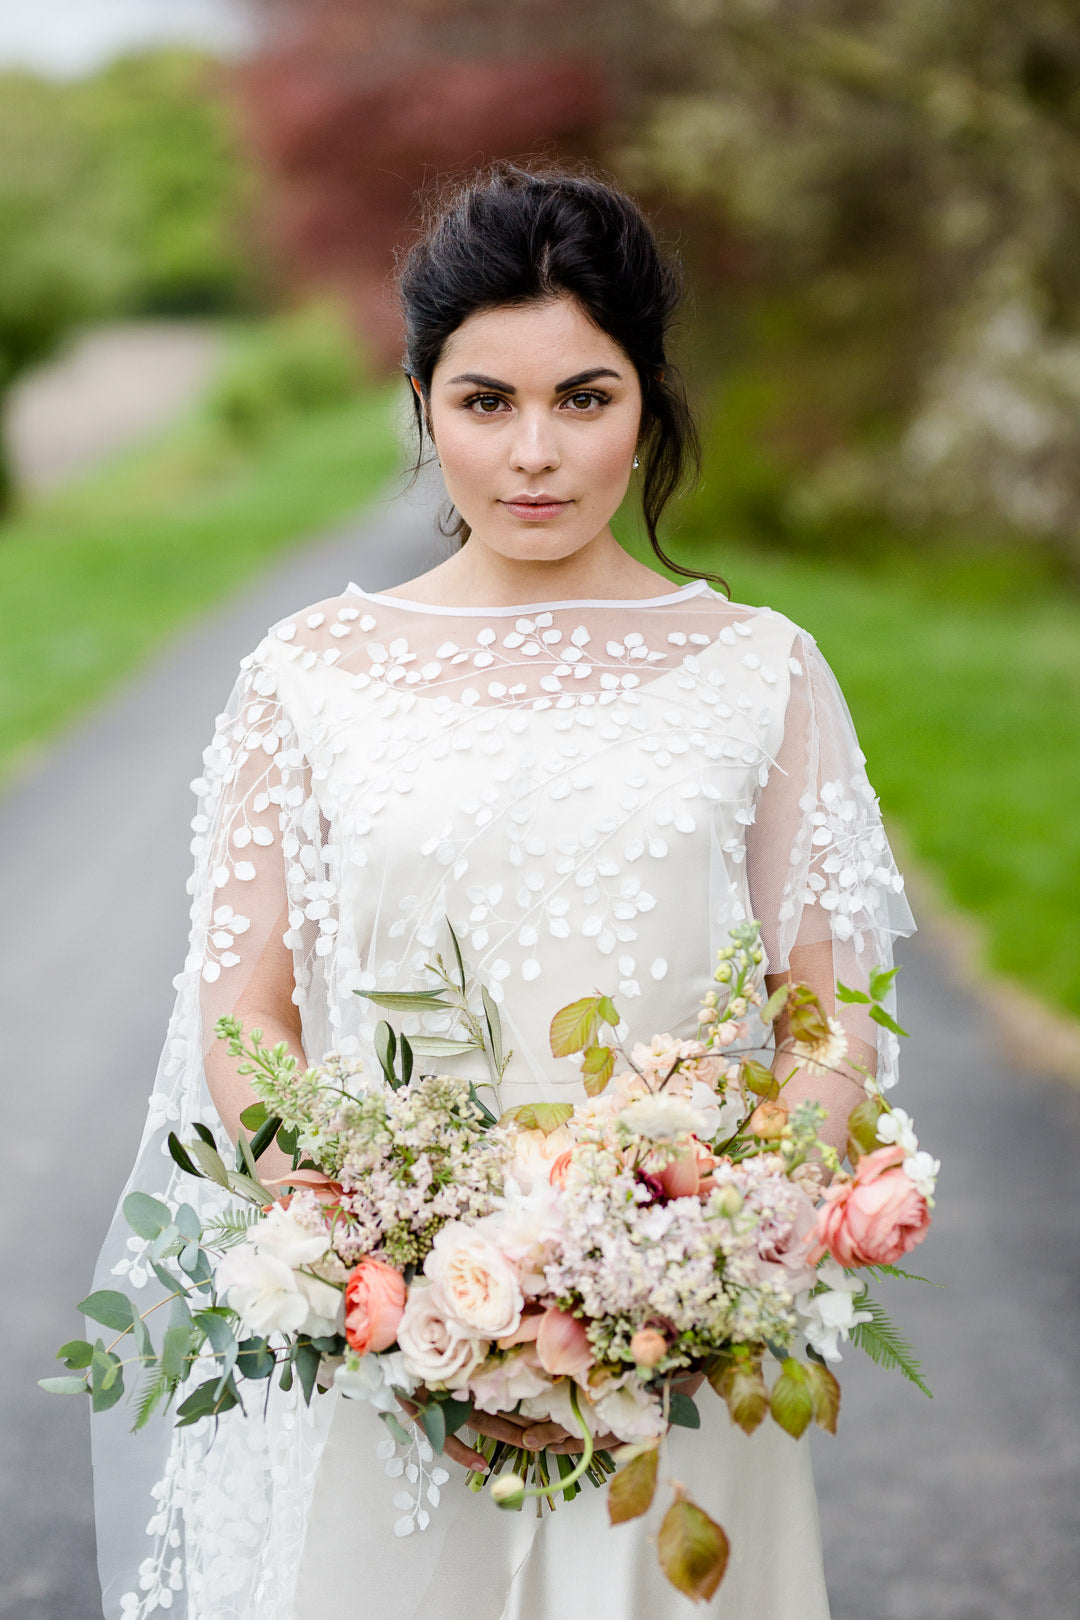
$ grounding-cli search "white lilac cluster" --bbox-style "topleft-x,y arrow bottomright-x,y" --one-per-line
335,1075 -> 510,1270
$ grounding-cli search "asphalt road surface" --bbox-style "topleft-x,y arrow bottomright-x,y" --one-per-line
2,489 -> 1078,1619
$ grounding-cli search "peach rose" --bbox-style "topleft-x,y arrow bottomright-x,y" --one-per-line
344,1257 -> 406,1354
813,1145 -> 931,1268
549,1150 -> 574,1188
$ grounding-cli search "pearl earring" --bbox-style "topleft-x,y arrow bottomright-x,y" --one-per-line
632,455 -> 640,469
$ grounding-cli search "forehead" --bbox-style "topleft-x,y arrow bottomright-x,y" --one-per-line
434,295 -> 629,380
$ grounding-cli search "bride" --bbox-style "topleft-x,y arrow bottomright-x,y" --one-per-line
91,161 -> 914,1619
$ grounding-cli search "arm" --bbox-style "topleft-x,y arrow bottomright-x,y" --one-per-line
765,942 -> 875,1159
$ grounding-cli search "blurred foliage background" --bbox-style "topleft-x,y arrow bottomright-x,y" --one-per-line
1,0 -> 1078,1018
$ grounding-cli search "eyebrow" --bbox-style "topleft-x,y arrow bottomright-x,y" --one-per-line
445,367 -> 623,393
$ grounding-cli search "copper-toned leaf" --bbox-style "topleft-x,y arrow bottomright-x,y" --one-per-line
657,1495 -> 730,1603
805,1360 -> 841,1435
549,996 -> 602,1058
760,981 -> 791,1025
597,995 -> 620,1028
846,1095 -> 886,1163
607,1444 -> 659,1524
769,1358 -> 814,1439
713,1356 -> 769,1435
741,1058 -> 779,1099
787,984 -> 829,1045
582,1044 -> 615,1096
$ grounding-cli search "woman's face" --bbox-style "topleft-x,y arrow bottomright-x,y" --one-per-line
419,294 -> 643,564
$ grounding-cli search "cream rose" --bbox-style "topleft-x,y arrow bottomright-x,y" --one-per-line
424,1223 -> 523,1339
396,1281 -> 486,1388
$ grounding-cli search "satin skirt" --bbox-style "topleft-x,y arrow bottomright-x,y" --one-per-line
294,1390 -> 831,1620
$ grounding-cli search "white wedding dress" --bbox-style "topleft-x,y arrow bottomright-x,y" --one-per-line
91,576 -> 915,1620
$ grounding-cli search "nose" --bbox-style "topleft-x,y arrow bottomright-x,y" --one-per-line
508,408 -> 560,474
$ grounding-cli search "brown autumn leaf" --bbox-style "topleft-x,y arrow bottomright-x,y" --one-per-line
806,1359 -> 841,1435
657,1494 -> 730,1602
607,1444 -> 659,1524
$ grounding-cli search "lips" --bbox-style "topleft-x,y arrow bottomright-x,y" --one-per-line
501,497 -> 571,521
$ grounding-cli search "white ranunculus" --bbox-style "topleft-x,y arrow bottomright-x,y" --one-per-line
397,1281 -> 486,1389
252,1201 -> 331,1269
616,1093 -> 708,1143
217,1243 -> 312,1337
424,1223 -> 523,1339
592,1376 -> 667,1445
334,1349 -> 415,1410
293,1269 -> 344,1338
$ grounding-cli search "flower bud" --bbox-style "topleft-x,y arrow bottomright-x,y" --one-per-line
749,1100 -> 789,1140
714,964 -> 733,983
629,1327 -> 668,1369
697,1006 -> 717,1025
490,1473 -> 526,1510
729,997 -> 748,1018
714,1184 -> 743,1218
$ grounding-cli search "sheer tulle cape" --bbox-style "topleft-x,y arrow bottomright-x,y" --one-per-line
89,578 -> 914,1618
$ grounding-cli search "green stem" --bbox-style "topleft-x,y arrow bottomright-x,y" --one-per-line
517,1385 -> 596,1504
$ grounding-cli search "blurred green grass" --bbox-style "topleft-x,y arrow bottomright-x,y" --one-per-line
0,348 -> 400,786
633,520 -> 1080,1016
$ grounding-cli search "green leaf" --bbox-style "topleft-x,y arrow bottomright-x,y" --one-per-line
186,1138 -> 231,1190
846,1095 -> 886,1162
710,1356 -> 769,1436
769,1358 -> 814,1439
374,1020 -> 397,1089
850,1292 -> 932,1397
667,1390 -> 701,1429
420,1402 -> 446,1452
237,1337 -> 276,1380
581,1045 -> 615,1097
295,1340 -> 322,1404
399,1033 -> 414,1088
249,1113 -> 283,1161
174,1203 -> 202,1242
406,1036 -> 476,1057
78,1290 -> 135,1333
362,991 -> 455,1012
597,995 -> 620,1029
90,1346 -> 124,1413
162,1324 -> 195,1384
549,996 -> 602,1058
467,1084 -> 498,1125
167,1132 -> 203,1179
805,1360 -> 841,1434
869,966 -> 899,1002
741,1058 -> 779,1099
503,1103 -> 574,1135
835,981 -> 872,1005
446,915 -> 467,993
39,1375 -> 88,1396
607,1445 -> 658,1523
133,1368 -> 169,1430
57,1339 -> 93,1370
227,1171 -> 274,1205
123,1192 -> 172,1240
239,1100 -> 269,1130
787,985 -> 830,1045
380,1408 -> 412,1446
869,1004 -> 910,1039
759,982 -> 791,1024
481,983 -> 504,1074
175,1375 -> 238,1426
657,1495 -> 729,1603
193,1308 -> 237,1359
860,1263 -> 936,1285
438,1395 -> 473,1436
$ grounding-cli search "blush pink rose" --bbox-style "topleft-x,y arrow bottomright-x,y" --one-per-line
344,1257 -> 406,1354
536,1308 -> 594,1378
813,1146 -> 931,1268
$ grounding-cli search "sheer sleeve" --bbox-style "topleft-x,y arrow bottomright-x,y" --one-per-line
746,628 -> 916,1088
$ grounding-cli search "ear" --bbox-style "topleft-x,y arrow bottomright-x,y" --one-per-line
407,373 -> 425,402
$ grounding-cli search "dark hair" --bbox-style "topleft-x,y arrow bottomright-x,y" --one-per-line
397,160 -> 726,593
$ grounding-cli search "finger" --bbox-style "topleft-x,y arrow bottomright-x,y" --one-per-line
521,1422 -> 573,1450
445,1434 -> 489,1474
468,1413 -> 536,1446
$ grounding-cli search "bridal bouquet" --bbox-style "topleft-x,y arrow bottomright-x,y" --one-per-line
45,922 -> 937,1602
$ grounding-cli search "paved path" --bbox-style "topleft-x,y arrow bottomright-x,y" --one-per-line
1,493 -> 1077,1618
4,321 -> 225,492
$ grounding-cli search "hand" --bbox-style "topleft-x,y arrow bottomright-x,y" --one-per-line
396,1392 -> 491,1476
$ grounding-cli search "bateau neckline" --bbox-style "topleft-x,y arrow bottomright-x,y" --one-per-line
344,577 -> 712,616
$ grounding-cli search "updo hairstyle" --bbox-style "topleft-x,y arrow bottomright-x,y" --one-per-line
398,160 -> 724,591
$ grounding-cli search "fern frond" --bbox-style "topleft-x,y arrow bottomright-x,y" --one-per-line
859,1263 -> 937,1286
132,1367 -> 169,1430
851,1291 -> 933,1398
203,1209 -> 263,1248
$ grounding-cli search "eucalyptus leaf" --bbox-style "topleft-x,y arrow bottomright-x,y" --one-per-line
174,1203 -> 202,1242
380,1408 -> 412,1446
162,1324 -> 195,1385
78,1290 -> 134,1333
667,1390 -> 701,1430
39,1375 -> 88,1396
123,1192 -> 172,1240
420,1402 -> 446,1453
57,1339 -> 93,1369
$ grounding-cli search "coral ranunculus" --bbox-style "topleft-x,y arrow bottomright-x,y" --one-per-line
535,1307 -> 594,1378
344,1257 -> 406,1354
813,1146 -> 931,1268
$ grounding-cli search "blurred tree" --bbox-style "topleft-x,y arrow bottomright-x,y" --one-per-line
76,50 -> 257,316
608,0 -> 1080,565
0,74 -> 129,513
237,0 -> 627,361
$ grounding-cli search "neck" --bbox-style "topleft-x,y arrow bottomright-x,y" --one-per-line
397,529 -> 674,609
